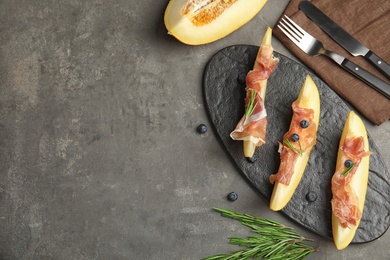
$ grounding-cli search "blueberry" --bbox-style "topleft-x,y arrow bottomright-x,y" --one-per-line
227,192 -> 238,201
344,159 -> 353,168
196,124 -> 208,134
306,191 -> 317,202
246,156 -> 257,163
237,74 -> 246,85
290,133 -> 300,142
300,120 -> 309,128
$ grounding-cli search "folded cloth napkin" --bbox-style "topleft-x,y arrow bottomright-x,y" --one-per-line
273,0 -> 390,125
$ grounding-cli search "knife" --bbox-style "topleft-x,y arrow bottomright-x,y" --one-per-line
299,1 -> 390,80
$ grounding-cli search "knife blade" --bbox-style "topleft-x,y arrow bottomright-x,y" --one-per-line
299,1 -> 390,80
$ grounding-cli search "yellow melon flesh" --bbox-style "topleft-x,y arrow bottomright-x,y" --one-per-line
164,0 -> 268,45
270,75 -> 320,211
243,27 -> 272,158
332,111 -> 370,250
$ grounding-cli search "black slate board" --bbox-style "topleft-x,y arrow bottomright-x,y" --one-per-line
203,45 -> 390,243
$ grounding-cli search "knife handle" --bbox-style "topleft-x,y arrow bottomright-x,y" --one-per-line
341,59 -> 390,100
365,51 -> 390,80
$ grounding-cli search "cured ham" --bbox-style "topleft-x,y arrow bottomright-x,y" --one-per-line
331,136 -> 372,228
331,111 -> 371,250
269,101 -> 317,185
269,75 -> 320,211
230,28 -> 278,157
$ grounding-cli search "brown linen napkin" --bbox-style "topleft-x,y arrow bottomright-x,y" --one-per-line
273,0 -> 390,125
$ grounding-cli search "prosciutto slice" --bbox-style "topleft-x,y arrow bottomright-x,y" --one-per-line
269,101 -> 317,185
230,45 -> 278,146
331,137 -> 372,228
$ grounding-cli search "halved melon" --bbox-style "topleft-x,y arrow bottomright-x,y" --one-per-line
270,75 -> 320,211
164,0 -> 268,45
332,111 -> 370,250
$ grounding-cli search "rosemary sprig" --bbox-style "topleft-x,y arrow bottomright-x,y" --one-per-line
284,139 -> 303,157
341,163 -> 354,176
202,208 -> 317,260
245,90 -> 258,124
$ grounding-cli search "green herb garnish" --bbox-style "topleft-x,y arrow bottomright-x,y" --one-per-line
245,90 -> 258,124
202,208 -> 317,260
341,163 -> 354,176
284,139 -> 303,156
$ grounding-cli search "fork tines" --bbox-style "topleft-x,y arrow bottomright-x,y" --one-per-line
277,15 -> 306,45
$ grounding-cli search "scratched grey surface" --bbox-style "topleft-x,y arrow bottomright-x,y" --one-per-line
0,0 -> 389,259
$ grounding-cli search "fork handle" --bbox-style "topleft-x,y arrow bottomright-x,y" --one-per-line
341,59 -> 390,100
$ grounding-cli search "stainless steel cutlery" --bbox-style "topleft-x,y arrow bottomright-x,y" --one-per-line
299,1 -> 390,80
278,15 -> 390,99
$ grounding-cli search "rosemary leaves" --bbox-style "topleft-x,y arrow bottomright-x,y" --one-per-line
284,138 -> 303,157
341,163 -> 354,176
244,89 -> 258,124
202,208 -> 317,260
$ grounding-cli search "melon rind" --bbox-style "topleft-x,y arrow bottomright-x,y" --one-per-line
164,0 -> 268,45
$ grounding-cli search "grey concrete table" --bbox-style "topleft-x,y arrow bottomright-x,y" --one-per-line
0,1 -> 389,259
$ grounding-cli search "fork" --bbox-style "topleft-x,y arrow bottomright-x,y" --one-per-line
278,15 -> 390,100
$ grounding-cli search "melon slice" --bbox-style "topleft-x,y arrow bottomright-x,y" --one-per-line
243,27 -> 275,157
164,0 -> 268,45
270,75 -> 320,211
332,111 -> 371,250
